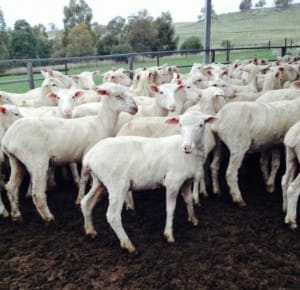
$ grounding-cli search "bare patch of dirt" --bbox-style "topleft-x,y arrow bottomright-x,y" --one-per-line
0,154 -> 299,289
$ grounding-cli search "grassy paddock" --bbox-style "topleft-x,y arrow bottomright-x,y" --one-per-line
0,48 -> 278,93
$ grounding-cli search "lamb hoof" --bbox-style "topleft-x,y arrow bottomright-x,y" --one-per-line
164,233 -> 175,243
75,198 -> 81,206
189,216 -> 199,226
193,200 -> 201,207
213,190 -> 221,196
200,192 -> 209,198
86,229 -> 98,238
12,215 -> 23,223
121,241 -> 136,253
266,184 -> 275,193
0,209 -> 9,218
235,199 -> 247,208
285,217 -> 297,229
126,208 -> 136,217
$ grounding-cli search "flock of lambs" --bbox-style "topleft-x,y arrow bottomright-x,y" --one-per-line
0,54 -> 299,253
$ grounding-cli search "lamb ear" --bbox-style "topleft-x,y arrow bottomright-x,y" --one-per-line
149,84 -> 159,93
204,116 -> 217,123
176,84 -> 184,91
293,80 -> 300,90
95,88 -> 108,95
93,71 -> 101,77
0,106 -> 6,114
74,90 -> 84,98
48,92 -> 57,99
71,75 -> 80,80
165,116 -> 179,124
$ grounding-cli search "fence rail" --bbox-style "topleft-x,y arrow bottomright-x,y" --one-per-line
0,41 -> 299,91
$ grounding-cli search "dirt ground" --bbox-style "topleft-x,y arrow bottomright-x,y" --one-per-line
0,153 -> 299,290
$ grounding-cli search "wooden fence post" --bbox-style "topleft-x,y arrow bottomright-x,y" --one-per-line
226,40 -> 230,63
26,60 -> 34,90
128,54 -> 134,79
281,38 -> 288,56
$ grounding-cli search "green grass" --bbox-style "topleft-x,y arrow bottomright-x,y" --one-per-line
0,49 -> 278,93
174,4 -> 300,47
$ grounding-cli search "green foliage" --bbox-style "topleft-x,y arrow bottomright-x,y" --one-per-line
111,43 -> 133,62
66,22 -> 95,56
50,31 -> 66,58
107,16 -> 126,34
274,0 -> 293,8
63,0 -> 92,32
97,33 -> 119,55
10,20 -> 37,59
124,9 -> 156,52
239,0 -> 252,12
63,0 -> 93,49
255,0 -> 266,8
0,7 -> 9,64
180,36 -> 203,50
32,24 -> 53,59
152,12 -> 179,51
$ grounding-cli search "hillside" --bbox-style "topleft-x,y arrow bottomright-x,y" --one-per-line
174,4 -> 300,48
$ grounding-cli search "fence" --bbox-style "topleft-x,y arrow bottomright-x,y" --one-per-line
0,40 -> 299,91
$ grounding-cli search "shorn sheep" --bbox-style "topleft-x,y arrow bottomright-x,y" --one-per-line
80,111 -> 216,253
1,83 -> 138,222
0,105 -> 23,217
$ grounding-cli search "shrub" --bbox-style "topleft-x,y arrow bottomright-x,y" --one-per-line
180,36 -> 203,51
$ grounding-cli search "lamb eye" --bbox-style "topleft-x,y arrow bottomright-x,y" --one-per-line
116,95 -> 123,100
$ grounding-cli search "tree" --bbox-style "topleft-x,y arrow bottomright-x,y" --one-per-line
180,36 -> 203,50
63,0 -> 93,48
10,20 -> 37,59
0,7 -> 9,61
111,43 -> 133,62
107,16 -> 125,34
198,5 -> 218,22
274,0 -> 293,8
63,0 -> 93,31
66,22 -> 95,56
255,0 -> 266,8
32,24 -> 53,59
152,12 -> 179,51
50,31 -> 66,58
239,0 -> 252,12
124,9 -> 156,52
96,33 -> 119,55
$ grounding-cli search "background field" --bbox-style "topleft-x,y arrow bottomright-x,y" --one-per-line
174,4 -> 300,47
1,4 -> 300,93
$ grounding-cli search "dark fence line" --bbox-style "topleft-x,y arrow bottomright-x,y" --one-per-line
0,41 -> 299,90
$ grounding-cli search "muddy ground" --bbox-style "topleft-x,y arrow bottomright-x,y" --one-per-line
0,153 -> 299,290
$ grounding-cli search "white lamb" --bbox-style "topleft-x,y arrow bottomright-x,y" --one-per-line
211,98 -> 300,207
80,111 -> 216,253
2,83 -> 138,222
41,68 -> 77,89
19,89 -> 84,119
0,77 -> 63,107
281,121 -> 300,229
0,105 -> 23,218
117,87 -> 225,206
102,68 -> 133,87
71,71 -> 101,90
